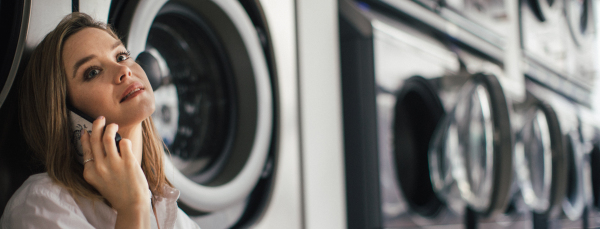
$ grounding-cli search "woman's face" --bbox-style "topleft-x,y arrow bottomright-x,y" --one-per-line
63,28 -> 155,127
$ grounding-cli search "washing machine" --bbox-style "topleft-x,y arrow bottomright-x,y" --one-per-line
519,0 -> 599,227
0,0 -> 303,228
511,90 -> 569,229
82,0 -> 302,228
521,81 -> 594,229
340,0 -> 516,228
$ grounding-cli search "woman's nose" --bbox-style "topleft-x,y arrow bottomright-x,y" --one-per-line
114,64 -> 132,84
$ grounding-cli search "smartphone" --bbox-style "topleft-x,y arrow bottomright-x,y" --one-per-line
68,104 -> 121,164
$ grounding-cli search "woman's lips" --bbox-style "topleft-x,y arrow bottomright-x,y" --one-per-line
120,83 -> 145,103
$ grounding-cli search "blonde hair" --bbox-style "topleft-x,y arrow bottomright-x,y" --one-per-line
19,12 -> 171,202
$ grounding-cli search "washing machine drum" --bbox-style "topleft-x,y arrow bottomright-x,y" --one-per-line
113,0 -> 273,214
514,99 -> 567,216
426,73 -> 513,217
393,76 -> 446,218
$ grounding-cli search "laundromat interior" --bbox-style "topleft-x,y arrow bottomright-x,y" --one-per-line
2,0 -> 600,228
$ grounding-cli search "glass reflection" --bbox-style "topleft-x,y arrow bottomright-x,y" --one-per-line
437,82 -> 495,211
146,7 -> 236,184
515,109 -> 552,212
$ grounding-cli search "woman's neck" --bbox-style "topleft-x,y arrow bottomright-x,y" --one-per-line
117,123 -> 144,164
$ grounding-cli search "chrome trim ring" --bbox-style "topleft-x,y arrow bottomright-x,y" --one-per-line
515,109 -> 553,211
514,101 -> 567,216
449,81 -> 495,212
444,73 -> 513,217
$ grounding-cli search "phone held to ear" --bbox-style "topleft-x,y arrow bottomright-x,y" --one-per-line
68,104 -> 121,164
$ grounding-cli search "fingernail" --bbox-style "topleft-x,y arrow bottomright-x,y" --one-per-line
97,116 -> 104,120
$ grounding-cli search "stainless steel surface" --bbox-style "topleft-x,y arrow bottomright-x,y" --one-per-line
379,0 -> 504,62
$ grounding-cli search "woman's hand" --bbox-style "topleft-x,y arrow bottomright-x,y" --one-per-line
80,116 -> 150,228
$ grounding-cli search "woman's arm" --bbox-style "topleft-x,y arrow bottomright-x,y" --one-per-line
80,116 -> 150,229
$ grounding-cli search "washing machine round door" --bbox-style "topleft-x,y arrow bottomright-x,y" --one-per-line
562,132 -> 591,221
527,0 -> 563,22
0,0 -> 26,108
393,76 -> 447,218
437,73 -> 512,217
514,100 -> 567,215
565,0 -> 594,46
111,0 -> 273,225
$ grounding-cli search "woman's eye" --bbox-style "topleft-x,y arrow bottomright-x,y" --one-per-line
85,69 -> 101,79
117,51 -> 130,62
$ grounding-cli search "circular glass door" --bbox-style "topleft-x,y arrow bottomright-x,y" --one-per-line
514,100 -> 567,215
113,0 -> 273,226
430,73 -> 512,217
145,4 -> 237,185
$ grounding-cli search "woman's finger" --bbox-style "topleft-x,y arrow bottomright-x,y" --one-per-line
103,123 -> 120,160
90,116 -> 106,163
80,128 -> 98,185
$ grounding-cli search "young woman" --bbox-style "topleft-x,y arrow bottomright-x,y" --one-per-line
0,13 -> 199,229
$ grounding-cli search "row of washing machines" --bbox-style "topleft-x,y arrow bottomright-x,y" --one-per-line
340,0 -> 600,228
0,0 -> 599,228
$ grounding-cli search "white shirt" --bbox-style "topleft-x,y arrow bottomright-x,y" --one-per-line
0,173 -> 200,229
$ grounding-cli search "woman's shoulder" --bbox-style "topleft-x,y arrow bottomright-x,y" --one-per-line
0,173 -> 97,228
3,173 -> 79,212
10,173 -> 67,198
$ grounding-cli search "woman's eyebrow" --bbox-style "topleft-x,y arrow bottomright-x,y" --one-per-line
72,55 -> 96,78
72,41 -> 124,78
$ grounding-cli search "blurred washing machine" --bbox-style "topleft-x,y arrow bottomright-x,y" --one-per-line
0,0 -> 303,228
520,0 -> 599,227
340,0 -> 514,228
523,82 -> 593,229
